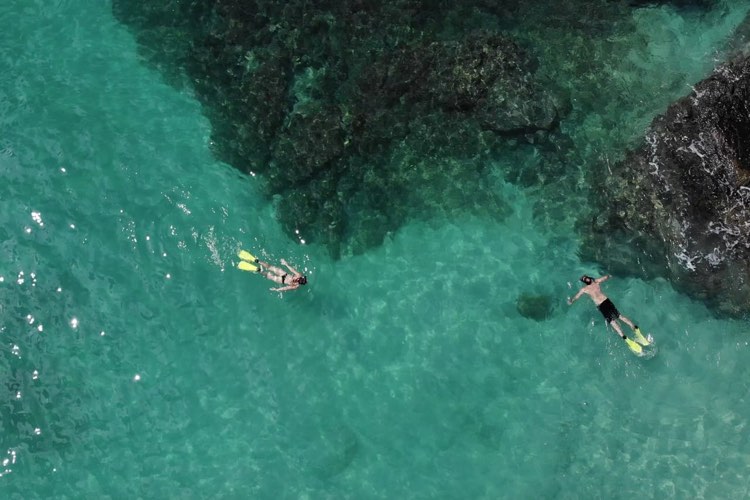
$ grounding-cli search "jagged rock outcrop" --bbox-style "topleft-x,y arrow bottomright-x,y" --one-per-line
582,54 -> 750,315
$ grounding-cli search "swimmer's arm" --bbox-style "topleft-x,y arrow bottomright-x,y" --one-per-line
596,275 -> 611,283
567,289 -> 585,305
280,259 -> 300,275
270,284 -> 298,292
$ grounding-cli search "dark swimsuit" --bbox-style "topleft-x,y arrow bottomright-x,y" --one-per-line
281,274 -> 287,284
597,298 -> 620,323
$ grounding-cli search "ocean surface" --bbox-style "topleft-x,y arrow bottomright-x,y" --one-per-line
2,0 -> 750,498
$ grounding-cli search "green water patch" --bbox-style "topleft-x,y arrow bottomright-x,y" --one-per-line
0,1 -> 283,493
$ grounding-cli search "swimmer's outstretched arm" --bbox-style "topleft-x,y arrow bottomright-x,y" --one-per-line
280,259 -> 301,276
270,284 -> 297,293
596,275 -> 611,283
568,289 -> 585,305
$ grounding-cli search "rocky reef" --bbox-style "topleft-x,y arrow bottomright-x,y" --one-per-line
728,10 -> 750,57
112,0 -> 750,313
582,54 -> 750,315
112,0 -> 566,256
516,293 -> 554,321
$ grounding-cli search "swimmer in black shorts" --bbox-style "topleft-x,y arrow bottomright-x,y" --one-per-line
568,274 -> 650,348
256,258 -> 308,292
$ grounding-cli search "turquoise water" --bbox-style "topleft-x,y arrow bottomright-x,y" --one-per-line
2,1 -> 750,498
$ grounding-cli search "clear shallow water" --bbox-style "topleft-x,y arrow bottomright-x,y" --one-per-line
1,0 -> 750,498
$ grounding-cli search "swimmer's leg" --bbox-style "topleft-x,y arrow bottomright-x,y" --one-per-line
620,315 -> 650,345
612,320 -> 643,354
255,261 -> 286,283
619,315 -> 636,331
610,320 -> 626,338
257,261 -> 285,277
264,272 -> 283,284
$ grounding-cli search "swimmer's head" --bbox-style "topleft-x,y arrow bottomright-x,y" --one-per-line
580,275 -> 594,285
297,275 -> 308,285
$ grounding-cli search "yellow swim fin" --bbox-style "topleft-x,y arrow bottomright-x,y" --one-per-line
238,260 -> 259,272
625,337 -> 643,355
238,249 -> 258,263
634,327 -> 651,346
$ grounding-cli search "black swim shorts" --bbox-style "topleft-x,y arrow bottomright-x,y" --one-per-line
597,298 -> 620,323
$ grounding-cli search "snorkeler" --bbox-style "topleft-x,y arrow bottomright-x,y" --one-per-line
237,250 -> 308,292
568,274 -> 651,352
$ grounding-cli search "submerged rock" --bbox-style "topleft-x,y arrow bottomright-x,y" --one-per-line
112,1 -> 566,256
516,293 -> 554,321
582,54 -> 750,315
269,101 -> 345,189
624,0 -> 714,8
727,11 -> 750,58
355,32 -> 561,138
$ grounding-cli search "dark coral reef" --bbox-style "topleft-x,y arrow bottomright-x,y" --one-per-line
112,0 -> 566,256
113,0 -> 750,314
582,54 -> 750,315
